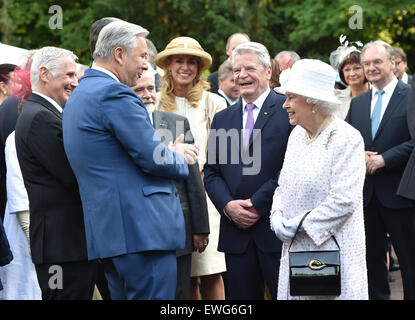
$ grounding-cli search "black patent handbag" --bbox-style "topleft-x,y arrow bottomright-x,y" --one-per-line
288,211 -> 341,296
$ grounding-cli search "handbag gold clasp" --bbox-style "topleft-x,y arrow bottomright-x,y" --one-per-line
308,259 -> 327,270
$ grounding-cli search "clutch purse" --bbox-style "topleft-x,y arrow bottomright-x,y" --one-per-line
288,211 -> 341,296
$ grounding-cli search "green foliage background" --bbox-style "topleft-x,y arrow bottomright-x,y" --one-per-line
1,0 -> 415,73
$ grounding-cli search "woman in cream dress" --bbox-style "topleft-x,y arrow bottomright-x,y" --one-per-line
155,37 -> 227,300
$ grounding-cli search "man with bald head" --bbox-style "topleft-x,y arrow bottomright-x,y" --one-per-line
274,50 -> 300,71
208,33 -> 250,94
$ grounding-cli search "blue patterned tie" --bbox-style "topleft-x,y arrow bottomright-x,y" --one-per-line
371,89 -> 385,139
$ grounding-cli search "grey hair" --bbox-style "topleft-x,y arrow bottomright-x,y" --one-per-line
218,59 -> 233,80
305,97 -> 337,116
31,46 -> 78,90
145,38 -> 158,69
232,42 -> 271,70
275,51 -> 300,62
93,20 -> 149,61
361,40 -> 394,61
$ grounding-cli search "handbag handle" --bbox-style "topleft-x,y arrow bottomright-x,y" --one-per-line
288,211 -> 340,252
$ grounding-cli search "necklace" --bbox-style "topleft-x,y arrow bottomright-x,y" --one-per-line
304,115 -> 333,144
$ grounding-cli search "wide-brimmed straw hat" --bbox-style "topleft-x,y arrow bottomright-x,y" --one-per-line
275,59 -> 341,105
155,36 -> 212,72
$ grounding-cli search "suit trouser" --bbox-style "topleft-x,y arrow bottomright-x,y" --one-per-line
35,260 -> 97,300
175,253 -> 191,300
102,251 -> 177,300
225,239 -> 280,300
365,195 -> 415,300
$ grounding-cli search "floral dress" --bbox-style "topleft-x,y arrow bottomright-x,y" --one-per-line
271,118 -> 368,300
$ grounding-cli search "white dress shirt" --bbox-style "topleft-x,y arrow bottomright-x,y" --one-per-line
401,72 -> 409,84
241,87 -> 271,129
91,65 -> 119,82
32,91 -> 63,114
217,89 -> 238,106
370,77 -> 398,123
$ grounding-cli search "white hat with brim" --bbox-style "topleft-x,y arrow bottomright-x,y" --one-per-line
156,36 -> 212,72
275,59 -> 341,105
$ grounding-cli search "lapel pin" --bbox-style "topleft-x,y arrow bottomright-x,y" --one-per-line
264,112 -> 268,115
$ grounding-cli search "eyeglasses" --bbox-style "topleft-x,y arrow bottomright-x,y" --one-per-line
395,60 -> 403,66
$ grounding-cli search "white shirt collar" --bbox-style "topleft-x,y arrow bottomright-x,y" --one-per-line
241,87 -> 271,111
91,65 -> 119,82
401,72 -> 409,84
217,89 -> 238,105
371,76 -> 398,99
32,91 -> 63,114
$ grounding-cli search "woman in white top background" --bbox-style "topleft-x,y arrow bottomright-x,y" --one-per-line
334,45 -> 370,119
156,36 -> 227,300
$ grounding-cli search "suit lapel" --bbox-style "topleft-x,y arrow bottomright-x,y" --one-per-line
227,102 -> 243,155
360,90 -> 373,144
28,93 -> 62,120
249,91 -> 275,148
152,110 -> 173,143
374,81 -> 406,141
152,110 -> 160,129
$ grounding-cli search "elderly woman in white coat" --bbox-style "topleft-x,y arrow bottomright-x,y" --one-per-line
270,59 -> 368,300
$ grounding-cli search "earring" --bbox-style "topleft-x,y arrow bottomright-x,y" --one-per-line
312,109 -> 316,114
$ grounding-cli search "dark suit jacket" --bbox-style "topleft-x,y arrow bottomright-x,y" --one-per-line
345,80 -> 414,208
152,110 -> 209,256
14,93 -> 89,264
0,96 -> 19,221
207,71 -> 219,94
217,92 -> 230,107
204,90 -> 292,254
397,74 -> 415,200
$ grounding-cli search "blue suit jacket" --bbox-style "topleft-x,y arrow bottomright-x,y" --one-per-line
63,68 -> 188,260
345,80 -> 414,209
204,90 -> 292,254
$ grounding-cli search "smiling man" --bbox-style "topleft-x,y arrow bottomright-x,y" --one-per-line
204,42 -> 292,299
63,20 -> 198,300
217,59 -> 240,106
14,47 -> 98,300
346,40 -> 415,300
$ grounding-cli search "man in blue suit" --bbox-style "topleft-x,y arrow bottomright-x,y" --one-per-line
63,20 -> 199,300
345,40 -> 415,300
204,42 -> 292,299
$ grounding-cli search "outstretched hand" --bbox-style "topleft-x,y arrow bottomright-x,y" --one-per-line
168,134 -> 199,165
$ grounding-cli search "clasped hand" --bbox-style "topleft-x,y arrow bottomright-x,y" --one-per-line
225,199 -> 260,229
365,151 -> 385,175
271,213 -> 303,243
193,234 -> 209,253
168,134 -> 199,165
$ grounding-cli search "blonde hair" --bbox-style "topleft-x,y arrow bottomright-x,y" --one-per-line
158,56 -> 210,112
